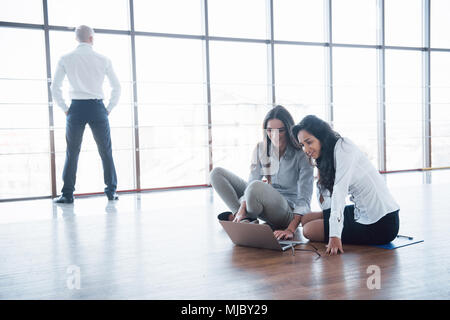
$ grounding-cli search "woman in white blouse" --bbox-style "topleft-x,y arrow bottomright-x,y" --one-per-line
290,115 -> 400,255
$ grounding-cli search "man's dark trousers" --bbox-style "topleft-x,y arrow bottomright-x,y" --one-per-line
61,99 -> 117,198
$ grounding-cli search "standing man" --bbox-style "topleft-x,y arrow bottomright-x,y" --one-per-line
51,25 -> 121,203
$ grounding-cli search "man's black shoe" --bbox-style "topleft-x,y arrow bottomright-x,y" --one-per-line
106,192 -> 119,201
53,195 -> 74,204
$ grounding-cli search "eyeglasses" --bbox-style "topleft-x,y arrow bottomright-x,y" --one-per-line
290,242 -> 321,259
266,128 -> 286,134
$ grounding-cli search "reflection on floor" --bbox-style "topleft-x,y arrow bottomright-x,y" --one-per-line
0,170 -> 449,299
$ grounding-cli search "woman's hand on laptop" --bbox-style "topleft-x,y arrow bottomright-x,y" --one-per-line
233,211 -> 247,222
274,229 -> 294,240
233,201 -> 248,222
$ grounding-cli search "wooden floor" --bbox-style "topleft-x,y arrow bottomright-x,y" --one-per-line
0,170 -> 449,300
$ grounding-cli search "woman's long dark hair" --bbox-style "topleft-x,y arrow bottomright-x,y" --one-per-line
262,105 -> 299,157
292,115 -> 341,194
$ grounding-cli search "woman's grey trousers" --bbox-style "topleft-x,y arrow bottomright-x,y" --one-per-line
210,167 -> 294,229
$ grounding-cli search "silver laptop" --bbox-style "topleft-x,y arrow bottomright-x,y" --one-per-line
219,220 -> 295,251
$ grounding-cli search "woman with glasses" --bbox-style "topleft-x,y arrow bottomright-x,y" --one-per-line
291,115 -> 400,255
210,105 -> 314,239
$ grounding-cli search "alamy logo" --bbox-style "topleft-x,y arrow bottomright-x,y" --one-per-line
66,265 -> 81,290
366,265 -> 381,290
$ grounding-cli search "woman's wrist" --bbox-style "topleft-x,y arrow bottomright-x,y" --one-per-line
286,215 -> 301,234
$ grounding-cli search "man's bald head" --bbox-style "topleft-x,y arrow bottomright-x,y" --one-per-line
75,25 -> 94,44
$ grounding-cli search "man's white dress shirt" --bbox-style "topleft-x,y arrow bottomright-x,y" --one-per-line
51,42 -> 121,113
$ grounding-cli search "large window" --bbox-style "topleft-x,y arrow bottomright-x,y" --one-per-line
0,28 -> 49,199
333,47 -> 378,166
431,0 -> 450,48
274,45 -> 326,121
47,0 -> 129,30
1,0 -> 449,200
208,0 -> 267,39
430,52 -> 450,167
135,37 -> 207,188
273,0 -> 324,42
385,50 -> 423,170
133,0 -> 203,35
385,0 -> 422,47
0,0 -> 43,24
332,0 -> 377,45
209,41 -> 269,178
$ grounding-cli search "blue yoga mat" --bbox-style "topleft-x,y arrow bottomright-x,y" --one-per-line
374,235 -> 424,249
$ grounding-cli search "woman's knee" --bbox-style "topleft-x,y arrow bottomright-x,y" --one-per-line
243,181 -> 267,218
302,220 -> 324,242
302,223 -> 313,240
245,180 -> 266,197
210,167 -> 226,185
